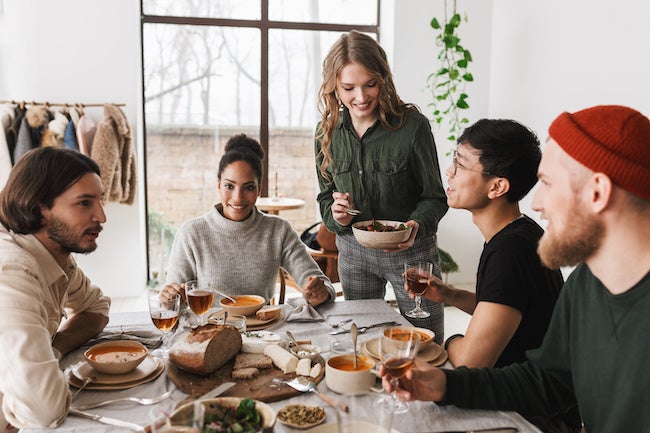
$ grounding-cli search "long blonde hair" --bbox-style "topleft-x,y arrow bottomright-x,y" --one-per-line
316,30 -> 418,183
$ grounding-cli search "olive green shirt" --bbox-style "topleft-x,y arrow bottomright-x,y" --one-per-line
315,108 -> 448,238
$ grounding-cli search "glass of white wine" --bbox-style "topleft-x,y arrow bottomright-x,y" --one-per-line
185,281 -> 215,326
149,293 -> 180,359
375,326 -> 420,414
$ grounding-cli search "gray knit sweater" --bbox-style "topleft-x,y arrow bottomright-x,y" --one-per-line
165,204 -> 335,303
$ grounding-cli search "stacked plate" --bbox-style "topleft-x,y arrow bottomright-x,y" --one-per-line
361,338 -> 448,366
66,356 -> 164,390
208,310 -> 284,331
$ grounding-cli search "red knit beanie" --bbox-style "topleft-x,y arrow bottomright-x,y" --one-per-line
549,105 -> 650,201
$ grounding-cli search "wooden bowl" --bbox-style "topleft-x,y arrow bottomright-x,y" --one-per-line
352,220 -> 411,250
218,294 -> 266,316
84,340 -> 148,375
170,397 -> 276,432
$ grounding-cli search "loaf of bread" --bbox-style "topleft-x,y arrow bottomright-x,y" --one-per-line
169,324 -> 242,376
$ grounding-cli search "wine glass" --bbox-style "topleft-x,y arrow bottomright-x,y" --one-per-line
149,293 -> 180,359
404,261 -> 433,318
375,326 -> 420,414
185,281 -> 215,326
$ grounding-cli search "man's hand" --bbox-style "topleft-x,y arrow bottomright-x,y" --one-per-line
380,358 -> 447,402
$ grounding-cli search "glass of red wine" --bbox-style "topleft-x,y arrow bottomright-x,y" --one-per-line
375,326 -> 420,414
404,261 -> 433,318
149,293 -> 180,359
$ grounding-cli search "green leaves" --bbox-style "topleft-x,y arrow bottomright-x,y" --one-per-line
427,0 -> 473,144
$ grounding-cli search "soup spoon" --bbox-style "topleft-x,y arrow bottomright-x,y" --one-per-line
212,287 -> 236,304
350,322 -> 358,369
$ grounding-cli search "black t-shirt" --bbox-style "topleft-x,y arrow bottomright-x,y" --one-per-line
476,215 -> 563,367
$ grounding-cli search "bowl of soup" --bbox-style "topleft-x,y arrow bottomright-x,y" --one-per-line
84,340 -> 148,375
352,220 -> 412,250
218,294 -> 266,317
325,354 -> 376,395
384,326 -> 435,351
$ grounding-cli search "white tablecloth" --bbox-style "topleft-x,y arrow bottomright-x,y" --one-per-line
21,299 -> 541,433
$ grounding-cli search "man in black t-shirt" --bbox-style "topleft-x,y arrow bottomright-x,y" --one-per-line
407,119 -> 563,369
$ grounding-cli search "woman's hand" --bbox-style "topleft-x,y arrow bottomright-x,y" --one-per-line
159,282 -> 186,307
380,358 -> 447,402
302,276 -> 330,306
331,191 -> 355,226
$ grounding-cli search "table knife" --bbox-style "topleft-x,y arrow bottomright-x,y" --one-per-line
197,381 -> 236,400
329,321 -> 400,335
432,428 -> 518,433
69,408 -> 145,431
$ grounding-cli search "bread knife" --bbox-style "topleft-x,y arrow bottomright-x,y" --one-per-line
197,381 -> 236,400
69,409 -> 145,431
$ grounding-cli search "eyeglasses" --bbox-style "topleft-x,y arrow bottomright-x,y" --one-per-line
452,149 -> 495,176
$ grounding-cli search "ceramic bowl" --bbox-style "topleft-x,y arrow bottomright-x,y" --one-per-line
351,220 -> 412,250
289,344 -> 322,361
170,397 -> 276,433
84,340 -> 148,375
218,294 -> 266,316
383,326 -> 435,351
325,354 -> 376,395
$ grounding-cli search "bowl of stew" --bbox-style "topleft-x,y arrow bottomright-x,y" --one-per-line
352,220 -> 412,250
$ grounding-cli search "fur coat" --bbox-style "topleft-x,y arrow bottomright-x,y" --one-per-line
90,104 -> 136,205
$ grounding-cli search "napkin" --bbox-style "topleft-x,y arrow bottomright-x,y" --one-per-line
285,297 -> 325,323
86,325 -> 163,349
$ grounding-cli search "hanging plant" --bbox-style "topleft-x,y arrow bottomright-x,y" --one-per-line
427,0 -> 474,145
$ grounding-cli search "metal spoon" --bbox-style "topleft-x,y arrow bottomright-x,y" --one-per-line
350,322 -> 358,369
212,287 -> 236,304
286,330 -> 305,352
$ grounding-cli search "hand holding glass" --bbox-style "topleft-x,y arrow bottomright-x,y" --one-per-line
404,261 -> 433,318
376,326 -> 420,414
149,293 -> 180,359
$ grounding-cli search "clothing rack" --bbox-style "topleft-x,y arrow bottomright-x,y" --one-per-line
0,100 -> 125,108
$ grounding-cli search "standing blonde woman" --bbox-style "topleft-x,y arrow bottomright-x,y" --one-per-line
314,31 -> 448,342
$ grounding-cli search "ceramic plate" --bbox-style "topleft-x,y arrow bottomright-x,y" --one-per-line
246,313 -> 284,330
73,355 -> 159,384
306,422 -> 401,433
277,404 -> 326,429
363,338 -> 445,364
67,357 -> 164,390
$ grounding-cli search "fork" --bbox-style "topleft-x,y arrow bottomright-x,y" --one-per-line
346,208 -> 361,216
71,389 -> 173,410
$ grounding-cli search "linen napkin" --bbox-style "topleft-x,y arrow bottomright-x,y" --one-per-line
285,297 -> 325,322
86,325 -> 163,349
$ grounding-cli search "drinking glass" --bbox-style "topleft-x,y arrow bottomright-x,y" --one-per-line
185,281 -> 215,326
375,326 -> 420,414
337,394 -> 394,433
149,293 -> 180,359
404,261 -> 433,318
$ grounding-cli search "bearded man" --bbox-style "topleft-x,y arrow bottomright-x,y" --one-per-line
380,105 -> 650,433
0,147 -> 111,432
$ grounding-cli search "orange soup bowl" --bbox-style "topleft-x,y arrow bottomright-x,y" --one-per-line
325,354 -> 376,395
384,326 -> 435,351
84,340 -> 148,375
218,294 -> 266,317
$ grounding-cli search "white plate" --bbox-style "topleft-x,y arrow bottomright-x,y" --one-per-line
363,338 -> 444,364
73,355 -> 159,384
306,422 -> 401,433
68,357 -> 164,390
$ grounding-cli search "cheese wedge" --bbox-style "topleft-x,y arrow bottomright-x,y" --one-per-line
296,358 -> 312,376
309,363 -> 322,378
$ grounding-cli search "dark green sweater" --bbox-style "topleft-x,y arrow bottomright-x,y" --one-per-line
444,264 -> 650,433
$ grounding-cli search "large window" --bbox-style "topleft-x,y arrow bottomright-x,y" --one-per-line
142,0 -> 379,283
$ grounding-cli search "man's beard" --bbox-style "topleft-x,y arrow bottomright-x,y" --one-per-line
47,217 -> 99,255
538,204 -> 604,269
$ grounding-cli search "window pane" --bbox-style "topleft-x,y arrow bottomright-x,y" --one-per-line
267,30 -> 345,230
144,23 -> 261,280
269,0 -> 377,25
143,0 -> 260,20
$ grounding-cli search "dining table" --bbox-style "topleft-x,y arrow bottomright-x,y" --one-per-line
21,299 -> 542,433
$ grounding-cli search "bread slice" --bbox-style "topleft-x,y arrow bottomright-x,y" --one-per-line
256,305 -> 282,321
169,324 -> 242,376
233,353 -> 273,370
232,367 -> 260,380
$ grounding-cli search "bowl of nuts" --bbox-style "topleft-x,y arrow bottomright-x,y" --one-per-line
277,404 -> 326,429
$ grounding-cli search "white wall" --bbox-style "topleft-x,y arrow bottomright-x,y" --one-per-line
0,0 -> 147,298
2,0 -> 649,295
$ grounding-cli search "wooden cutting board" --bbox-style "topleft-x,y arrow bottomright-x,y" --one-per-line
167,355 -> 325,403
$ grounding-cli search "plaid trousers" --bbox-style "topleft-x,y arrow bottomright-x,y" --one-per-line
336,232 -> 444,344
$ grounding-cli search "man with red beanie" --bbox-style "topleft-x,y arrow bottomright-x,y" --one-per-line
380,105 -> 650,433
